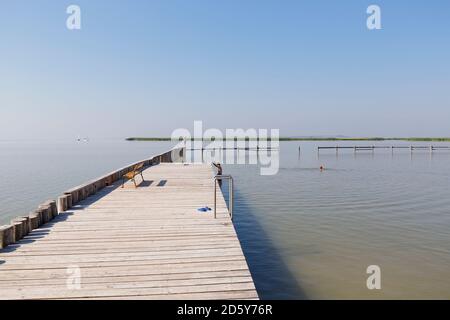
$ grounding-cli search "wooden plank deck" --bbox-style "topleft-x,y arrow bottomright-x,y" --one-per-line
0,163 -> 258,300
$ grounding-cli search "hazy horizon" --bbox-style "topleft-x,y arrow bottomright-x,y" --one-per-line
1,0 -> 449,140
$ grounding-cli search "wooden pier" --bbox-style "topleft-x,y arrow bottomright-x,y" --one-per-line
0,149 -> 257,300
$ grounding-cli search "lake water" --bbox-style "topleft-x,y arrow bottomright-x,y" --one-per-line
1,140 -> 450,299
0,139 -> 174,225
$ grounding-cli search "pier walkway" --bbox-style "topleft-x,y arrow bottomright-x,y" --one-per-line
0,162 -> 257,300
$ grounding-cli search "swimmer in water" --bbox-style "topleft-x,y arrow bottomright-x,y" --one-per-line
320,165 -> 325,171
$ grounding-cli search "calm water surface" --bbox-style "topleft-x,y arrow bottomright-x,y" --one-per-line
0,139 -> 174,224
225,141 -> 450,299
1,140 -> 450,299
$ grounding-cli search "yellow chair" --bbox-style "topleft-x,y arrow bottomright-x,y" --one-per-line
122,162 -> 145,188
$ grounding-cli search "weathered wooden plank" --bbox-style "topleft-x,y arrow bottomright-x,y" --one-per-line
0,163 -> 257,300
0,270 -> 252,287
79,290 -> 259,300
0,254 -> 247,270
0,260 -> 252,280
0,248 -> 246,264
0,282 -> 256,300
0,277 -> 255,293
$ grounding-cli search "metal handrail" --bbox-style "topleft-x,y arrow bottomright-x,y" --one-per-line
214,175 -> 233,220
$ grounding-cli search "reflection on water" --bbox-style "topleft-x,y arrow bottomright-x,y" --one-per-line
224,141 -> 450,299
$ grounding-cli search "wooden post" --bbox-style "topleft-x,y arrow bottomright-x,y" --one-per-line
67,190 -> 79,205
50,200 -> 58,218
39,205 -> 52,224
19,216 -> 30,235
57,195 -> 68,213
33,208 -> 44,226
98,179 -> 105,191
0,225 -> 15,248
43,200 -> 58,219
74,190 -> 80,204
45,205 -> 53,222
66,194 -> 73,209
58,196 -> 67,214
29,212 -> 41,230
81,187 -> 87,201
86,184 -> 93,197
11,219 -> 26,241
43,206 -> 52,221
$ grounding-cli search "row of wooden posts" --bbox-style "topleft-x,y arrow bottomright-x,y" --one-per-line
317,145 -> 450,155
0,147 -> 184,249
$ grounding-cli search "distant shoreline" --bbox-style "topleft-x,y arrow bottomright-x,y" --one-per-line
126,137 -> 450,142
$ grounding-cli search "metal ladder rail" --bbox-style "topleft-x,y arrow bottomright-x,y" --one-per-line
214,175 -> 234,220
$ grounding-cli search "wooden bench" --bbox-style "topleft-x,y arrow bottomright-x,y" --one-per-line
122,162 -> 145,188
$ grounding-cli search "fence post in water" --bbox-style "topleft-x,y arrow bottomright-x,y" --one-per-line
0,225 -> 15,248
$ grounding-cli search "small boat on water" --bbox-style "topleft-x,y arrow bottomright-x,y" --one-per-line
76,137 -> 89,143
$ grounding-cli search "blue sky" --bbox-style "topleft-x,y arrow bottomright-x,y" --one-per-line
0,0 -> 449,139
